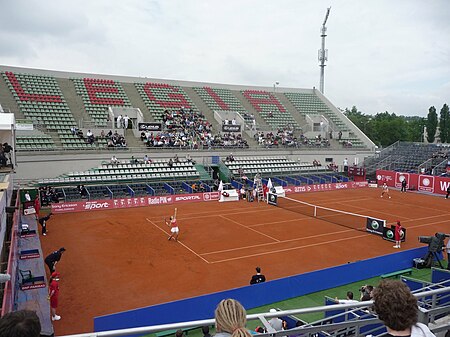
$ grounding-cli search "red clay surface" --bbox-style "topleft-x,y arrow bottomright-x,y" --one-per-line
40,188 -> 450,336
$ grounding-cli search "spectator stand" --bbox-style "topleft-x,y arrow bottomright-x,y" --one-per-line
37,159 -> 200,186
224,156 -> 327,178
364,142 -> 447,177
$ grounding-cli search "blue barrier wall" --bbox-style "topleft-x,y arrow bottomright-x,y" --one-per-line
94,247 -> 428,334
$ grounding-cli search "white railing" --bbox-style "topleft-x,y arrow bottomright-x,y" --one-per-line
59,286 -> 450,337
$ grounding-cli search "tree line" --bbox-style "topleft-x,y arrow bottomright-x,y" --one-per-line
343,104 -> 450,147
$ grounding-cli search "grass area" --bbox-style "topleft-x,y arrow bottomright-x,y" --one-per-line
141,267 -> 436,337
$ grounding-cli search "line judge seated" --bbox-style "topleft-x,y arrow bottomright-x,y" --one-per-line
250,266 -> 266,285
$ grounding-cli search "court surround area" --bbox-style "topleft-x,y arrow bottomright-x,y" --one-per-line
39,187 -> 450,336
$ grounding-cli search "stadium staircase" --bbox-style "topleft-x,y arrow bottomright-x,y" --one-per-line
183,87 -> 216,125
121,82 -> 155,122
276,93 -> 308,129
55,78 -> 88,125
194,164 -> 212,180
0,75 -> 22,117
233,90 -> 269,129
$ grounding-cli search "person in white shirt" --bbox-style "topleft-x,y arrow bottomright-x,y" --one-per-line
116,115 -> 122,128
336,291 -> 358,304
268,309 -> 284,331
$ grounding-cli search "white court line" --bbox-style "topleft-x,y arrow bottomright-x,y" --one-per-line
219,215 -> 280,242
201,228 -> 354,256
207,233 -> 369,264
333,203 -> 412,220
248,216 -> 310,227
145,218 -> 210,264
146,206 -> 275,222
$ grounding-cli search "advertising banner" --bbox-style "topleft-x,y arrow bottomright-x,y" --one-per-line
52,192 -> 220,214
383,226 -> 407,242
376,170 -> 450,196
283,181 -> 368,194
366,217 -> 385,236
138,123 -> 162,132
222,124 -> 241,132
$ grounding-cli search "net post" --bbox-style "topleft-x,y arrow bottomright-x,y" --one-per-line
314,206 -> 317,217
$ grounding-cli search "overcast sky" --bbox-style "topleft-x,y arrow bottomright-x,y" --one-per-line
0,0 -> 449,117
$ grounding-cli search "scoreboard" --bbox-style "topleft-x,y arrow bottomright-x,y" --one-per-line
348,166 -> 365,176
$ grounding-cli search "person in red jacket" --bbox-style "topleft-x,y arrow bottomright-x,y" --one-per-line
48,272 -> 61,321
394,220 -> 403,249
34,196 -> 40,220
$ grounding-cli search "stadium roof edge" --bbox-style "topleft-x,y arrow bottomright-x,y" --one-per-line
0,64 -> 315,93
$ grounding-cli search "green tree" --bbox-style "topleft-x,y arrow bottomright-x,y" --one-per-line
439,103 -> 450,143
405,116 -> 426,142
426,106 -> 438,143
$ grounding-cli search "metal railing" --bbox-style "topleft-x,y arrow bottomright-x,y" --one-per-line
59,286 -> 450,337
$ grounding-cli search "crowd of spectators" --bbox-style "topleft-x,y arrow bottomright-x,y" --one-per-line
70,127 -> 127,148
342,140 -> 353,148
254,128 -> 332,148
255,128 -> 298,148
39,186 -> 59,205
140,108 -> 248,149
201,133 -> 248,149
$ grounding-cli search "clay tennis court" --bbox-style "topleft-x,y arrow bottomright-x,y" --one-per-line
41,187 -> 450,336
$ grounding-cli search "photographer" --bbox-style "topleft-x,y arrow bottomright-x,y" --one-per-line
360,285 -> 374,301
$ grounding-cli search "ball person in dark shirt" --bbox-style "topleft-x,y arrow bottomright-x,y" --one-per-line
250,266 -> 266,285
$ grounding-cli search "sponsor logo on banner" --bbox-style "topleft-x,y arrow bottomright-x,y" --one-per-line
366,218 -> 384,236
267,193 -> 278,206
382,226 -> 407,242
138,122 -> 162,131
222,124 -> 241,132
335,183 -> 348,189
202,192 -> 220,201
418,175 -> 434,193
175,194 -> 202,202
395,172 -> 409,188
376,173 -> 394,182
440,180 -> 450,192
84,201 -> 110,210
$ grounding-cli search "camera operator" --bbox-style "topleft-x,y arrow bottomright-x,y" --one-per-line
360,285 -> 374,301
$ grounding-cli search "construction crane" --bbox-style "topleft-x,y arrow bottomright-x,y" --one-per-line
318,7 -> 331,94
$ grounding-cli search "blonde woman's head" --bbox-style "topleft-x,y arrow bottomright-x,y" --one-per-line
215,299 -> 251,337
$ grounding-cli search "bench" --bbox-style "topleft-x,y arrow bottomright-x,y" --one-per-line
381,268 -> 412,279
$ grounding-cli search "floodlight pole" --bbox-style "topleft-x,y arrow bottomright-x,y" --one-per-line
318,7 -> 331,94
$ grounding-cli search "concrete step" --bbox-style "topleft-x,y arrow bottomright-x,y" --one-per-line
276,92 -> 308,129
121,82 -> 155,122
56,78 -> 88,125
233,90 -> 269,129
182,87 -> 218,131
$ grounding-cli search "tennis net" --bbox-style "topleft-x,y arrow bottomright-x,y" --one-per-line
275,195 -> 385,232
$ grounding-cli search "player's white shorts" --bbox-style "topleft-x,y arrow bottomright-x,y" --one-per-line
171,227 -> 179,233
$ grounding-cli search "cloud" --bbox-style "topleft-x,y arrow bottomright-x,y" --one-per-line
0,0 -> 449,116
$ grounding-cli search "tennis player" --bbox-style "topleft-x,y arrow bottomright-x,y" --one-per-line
165,208 -> 179,241
380,183 -> 391,199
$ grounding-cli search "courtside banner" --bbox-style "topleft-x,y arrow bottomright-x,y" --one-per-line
366,218 -> 385,236
283,181 -> 368,194
51,192 -> 220,213
267,193 -> 278,206
382,226 -> 407,242
376,170 -> 450,196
